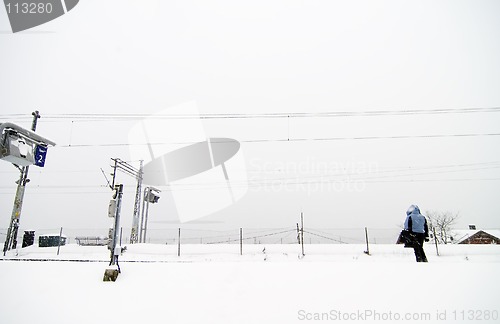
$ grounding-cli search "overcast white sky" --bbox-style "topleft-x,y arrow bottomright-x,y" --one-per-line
1,0 -> 500,237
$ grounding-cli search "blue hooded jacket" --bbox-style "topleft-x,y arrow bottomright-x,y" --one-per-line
404,205 -> 428,235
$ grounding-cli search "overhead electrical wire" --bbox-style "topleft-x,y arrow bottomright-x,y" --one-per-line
126,162 -> 500,189
3,107 -> 499,148
1,162 -> 499,195
1,177 -> 499,196
1,108 -> 499,195
55,132 -> 500,148
2,106 -> 500,122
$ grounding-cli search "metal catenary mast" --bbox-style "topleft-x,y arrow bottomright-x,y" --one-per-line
130,160 -> 143,244
1,111 -> 55,255
109,158 -> 143,244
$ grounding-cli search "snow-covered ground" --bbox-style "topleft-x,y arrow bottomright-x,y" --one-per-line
1,243 -> 499,324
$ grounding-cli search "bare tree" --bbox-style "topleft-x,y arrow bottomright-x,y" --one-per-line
425,211 -> 460,244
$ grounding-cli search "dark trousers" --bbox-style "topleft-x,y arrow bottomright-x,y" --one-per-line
413,233 -> 428,262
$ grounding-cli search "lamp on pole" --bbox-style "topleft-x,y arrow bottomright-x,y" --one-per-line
139,186 -> 160,243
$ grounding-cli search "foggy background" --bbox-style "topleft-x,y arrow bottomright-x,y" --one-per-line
1,0 -> 499,243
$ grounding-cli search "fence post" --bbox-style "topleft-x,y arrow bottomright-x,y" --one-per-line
240,228 -> 243,256
57,227 -> 63,256
301,212 -> 305,256
177,228 -> 181,257
433,227 -> 439,256
364,227 -> 370,255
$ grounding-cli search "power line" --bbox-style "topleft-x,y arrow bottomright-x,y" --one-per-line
36,106 -> 500,119
2,106 -> 500,121
1,160 -> 497,175
2,159 -> 500,195
2,161 -> 500,190
2,177 -> 498,196
55,132 -> 500,148
126,164 -> 500,191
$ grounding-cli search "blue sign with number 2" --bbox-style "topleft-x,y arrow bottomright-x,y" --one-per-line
34,145 -> 48,167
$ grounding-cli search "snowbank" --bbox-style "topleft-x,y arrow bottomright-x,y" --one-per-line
0,244 -> 499,324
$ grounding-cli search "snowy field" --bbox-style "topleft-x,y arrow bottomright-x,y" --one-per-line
1,244 -> 499,324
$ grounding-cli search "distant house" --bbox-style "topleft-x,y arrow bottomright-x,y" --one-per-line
451,229 -> 500,245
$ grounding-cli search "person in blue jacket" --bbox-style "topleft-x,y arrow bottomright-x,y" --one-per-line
404,205 -> 429,262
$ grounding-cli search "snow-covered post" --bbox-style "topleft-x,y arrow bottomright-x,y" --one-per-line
364,227 -> 370,255
240,228 -> 243,256
177,228 -> 181,257
57,227 -> 63,256
300,212 -> 305,257
433,227 -> 439,256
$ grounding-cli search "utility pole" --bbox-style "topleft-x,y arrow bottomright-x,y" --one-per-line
108,158 -> 143,244
140,189 -> 150,243
139,188 -> 147,243
139,186 -> 160,243
3,111 -> 40,255
109,184 -> 124,266
130,160 -> 143,243
110,158 -> 118,188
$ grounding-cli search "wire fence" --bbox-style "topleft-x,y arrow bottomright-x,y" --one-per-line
0,227 -> 403,247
